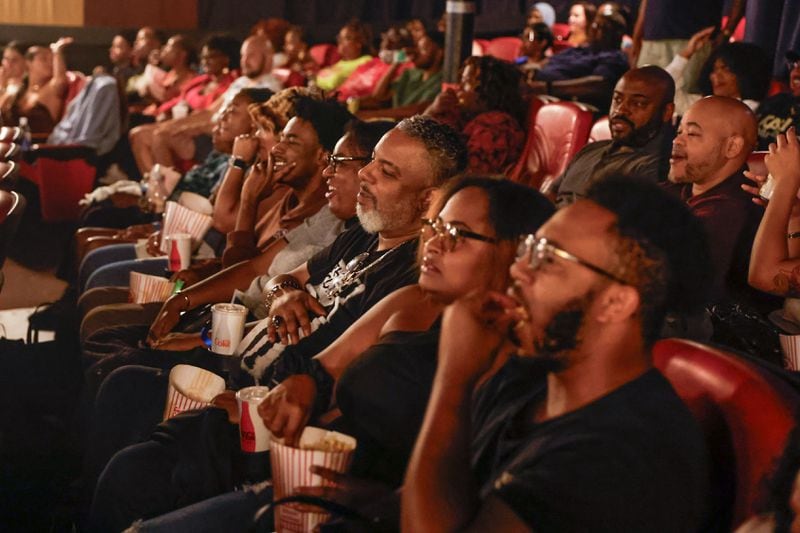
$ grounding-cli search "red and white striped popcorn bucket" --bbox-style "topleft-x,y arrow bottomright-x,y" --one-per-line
160,200 -> 213,254
779,334 -> 800,371
270,427 -> 357,533
163,364 -> 226,420
129,271 -> 175,304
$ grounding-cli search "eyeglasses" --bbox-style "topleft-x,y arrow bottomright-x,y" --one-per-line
326,154 -> 371,173
787,60 -> 800,71
421,217 -> 497,252
515,235 -> 628,285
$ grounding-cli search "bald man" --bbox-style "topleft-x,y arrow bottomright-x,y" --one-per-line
132,35 -> 284,175
555,66 -> 675,207
666,95 -> 767,306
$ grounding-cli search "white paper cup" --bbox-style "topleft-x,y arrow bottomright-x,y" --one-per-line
166,233 -> 192,271
779,334 -> 800,371
211,303 -> 247,356
129,271 -> 175,304
236,386 -> 271,452
270,427 -> 357,533
163,364 -> 225,420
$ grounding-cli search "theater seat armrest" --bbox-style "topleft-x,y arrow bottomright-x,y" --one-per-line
24,144 -> 97,163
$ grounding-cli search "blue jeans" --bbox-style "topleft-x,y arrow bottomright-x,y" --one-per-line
127,483 -> 272,532
79,243 -> 168,292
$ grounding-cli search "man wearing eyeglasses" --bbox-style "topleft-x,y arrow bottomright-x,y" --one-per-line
756,51 -> 800,150
404,176 -> 712,532
555,65 -> 676,207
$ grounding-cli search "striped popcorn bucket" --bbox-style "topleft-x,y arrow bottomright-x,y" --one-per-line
129,271 -> 175,304
162,364 -> 226,420
779,334 -> 800,371
270,427 -> 357,533
160,200 -> 214,254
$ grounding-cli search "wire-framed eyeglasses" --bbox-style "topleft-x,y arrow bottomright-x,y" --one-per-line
515,235 -> 628,285
421,217 -> 497,252
326,154 -> 371,173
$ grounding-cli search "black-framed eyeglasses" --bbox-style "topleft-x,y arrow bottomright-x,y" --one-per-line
516,235 -> 628,285
421,217 -> 497,252
326,154 -> 371,173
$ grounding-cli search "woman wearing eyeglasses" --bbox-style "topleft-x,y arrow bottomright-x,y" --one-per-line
256,176 -> 554,486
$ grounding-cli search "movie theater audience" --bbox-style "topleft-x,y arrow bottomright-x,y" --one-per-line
4,14 -> 800,533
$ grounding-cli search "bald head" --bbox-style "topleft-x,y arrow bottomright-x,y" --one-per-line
623,65 -> 675,106
668,95 -> 757,192
690,96 -> 757,150
241,35 -> 273,78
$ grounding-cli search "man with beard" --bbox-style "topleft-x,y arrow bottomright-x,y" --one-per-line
87,116 -> 467,532
404,176 -> 712,532
555,65 -> 675,207
132,35 -> 284,172
666,95 -> 767,307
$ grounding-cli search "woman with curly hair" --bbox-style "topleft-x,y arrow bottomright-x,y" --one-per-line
425,55 -> 525,175
314,19 -> 374,92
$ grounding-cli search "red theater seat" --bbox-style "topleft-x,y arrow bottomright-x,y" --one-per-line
653,338 -> 799,529
588,115 -> 611,143
309,44 -> 340,69
272,68 -> 307,88
508,101 -> 593,191
0,190 -> 25,292
486,37 -> 522,62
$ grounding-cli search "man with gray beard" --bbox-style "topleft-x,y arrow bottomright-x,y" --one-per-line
88,115 -> 467,532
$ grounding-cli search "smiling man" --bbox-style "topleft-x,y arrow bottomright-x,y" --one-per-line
666,95 -> 765,306
555,65 -> 675,207
404,176 -> 712,532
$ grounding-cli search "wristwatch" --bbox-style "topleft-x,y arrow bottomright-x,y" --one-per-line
229,156 -> 250,171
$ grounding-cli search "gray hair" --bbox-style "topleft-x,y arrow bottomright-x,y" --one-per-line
396,115 -> 467,186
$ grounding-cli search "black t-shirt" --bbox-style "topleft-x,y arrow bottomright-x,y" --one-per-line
470,358 -> 709,533
642,0 -> 724,40
335,324 -> 440,486
236,224 -> 419,384
756,93 -> 800,150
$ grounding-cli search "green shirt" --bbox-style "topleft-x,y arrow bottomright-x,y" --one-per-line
315,55 -> 373,91
391,68 -> 443,108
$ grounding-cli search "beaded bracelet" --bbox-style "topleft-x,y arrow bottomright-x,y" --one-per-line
264,278 -> 302,314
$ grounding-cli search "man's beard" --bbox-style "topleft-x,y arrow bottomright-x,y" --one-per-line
356,196 -> 419,234
516,292 -> 593,374
612,111 -> 664,148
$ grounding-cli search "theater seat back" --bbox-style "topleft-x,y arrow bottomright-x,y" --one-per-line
0,190 -> 25,273
309,44 -> 340,69
508,101 -> 592,191
747,151 -> 767,178
653,338 -> 799,530
589,116 -> 611,142
486,37 -> 522,62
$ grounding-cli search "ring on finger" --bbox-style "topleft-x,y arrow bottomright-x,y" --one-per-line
271,315 -> 283,328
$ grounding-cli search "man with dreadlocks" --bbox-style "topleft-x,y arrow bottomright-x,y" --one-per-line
424,55 -> 526,175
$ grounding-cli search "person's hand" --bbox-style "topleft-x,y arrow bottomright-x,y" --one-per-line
425,89 -> 458,117
147,292 -> 188,344
267,288 -> 327,345
148,331 -> 203,351
211,390 -> 239,423
241,155 -> 295,205
51,37 -> 74,54
257,375 -> 317,446
169,267 -> 201,288
145,230 -> 163,257
438,291 -> 522,387
293,465 -> 393,511
766,127 -> 800,190
742,170 -> 768,206
680,26 -> 715,59
232,134 -> 259,164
